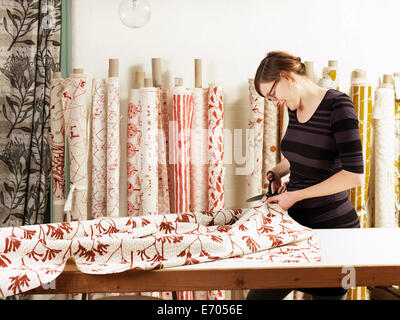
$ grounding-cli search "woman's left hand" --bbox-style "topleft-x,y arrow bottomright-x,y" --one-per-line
266,191 -> 299,211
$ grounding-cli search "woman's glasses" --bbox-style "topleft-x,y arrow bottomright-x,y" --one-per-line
266,79 -> 279,102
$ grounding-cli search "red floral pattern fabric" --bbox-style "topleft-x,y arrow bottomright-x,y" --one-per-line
0,202 -> 321,298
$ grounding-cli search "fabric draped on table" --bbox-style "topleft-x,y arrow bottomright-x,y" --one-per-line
50,77 -> 66,223
0,202 -> 322,299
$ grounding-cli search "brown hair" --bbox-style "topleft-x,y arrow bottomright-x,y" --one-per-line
254,51 -> 307,97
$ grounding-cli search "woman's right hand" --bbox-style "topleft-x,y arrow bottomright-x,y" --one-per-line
267,171 -> 288,194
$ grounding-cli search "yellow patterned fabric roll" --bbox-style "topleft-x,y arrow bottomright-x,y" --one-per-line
349,82 -> 373,228
395,99 -> 400,227
347,79 -> 373,301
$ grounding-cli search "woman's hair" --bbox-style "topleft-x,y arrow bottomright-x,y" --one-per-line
254,51 -> 307,97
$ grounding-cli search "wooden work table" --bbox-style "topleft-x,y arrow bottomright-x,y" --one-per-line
29,228 -> 400,295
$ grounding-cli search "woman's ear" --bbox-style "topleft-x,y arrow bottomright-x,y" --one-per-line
280,71 -> 295,83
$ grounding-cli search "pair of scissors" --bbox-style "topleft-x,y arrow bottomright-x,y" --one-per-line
246,171 -> 279,203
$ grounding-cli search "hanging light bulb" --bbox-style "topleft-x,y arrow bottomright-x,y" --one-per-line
119,0 -> 151,29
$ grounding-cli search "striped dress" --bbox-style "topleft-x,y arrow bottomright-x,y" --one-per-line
281,89 -> 364,229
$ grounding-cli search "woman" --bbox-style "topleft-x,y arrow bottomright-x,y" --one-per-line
246,51 -> 364,300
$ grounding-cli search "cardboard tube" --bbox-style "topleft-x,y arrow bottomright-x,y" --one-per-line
383,74 -> 394,85
53,71 -> 62,79
328,60 -> 338,68
72,68 -> 84,74
109,59 -> 119,78
352,69 -> 366,82
304,61 -> 315,82
175,77 -> 183,87
195,59 -> 202,88
144,78 -> 153,88
152,58 -> 162,88
136,72 -> 145,89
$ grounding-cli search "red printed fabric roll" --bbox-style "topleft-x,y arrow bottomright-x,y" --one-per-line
139,88 -> 159,216
50,77 -> 66,222
106,77 -> 120,217
172,87 -> 194,213
190,88 -> 209,212
62,74 -> 89,221
127,89 -> 142,217
157,88 -> 171,214
208,85 -> 224,212
248,79 -> 265,197
91,79 -> 107,219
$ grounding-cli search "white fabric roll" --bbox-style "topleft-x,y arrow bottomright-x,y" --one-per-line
247,79 -> 264,197
91,79 -> 107,219
106,77 -> 120,217
127,89 -> 142,217
373,86 -> 396,228
140,87 -> 159,215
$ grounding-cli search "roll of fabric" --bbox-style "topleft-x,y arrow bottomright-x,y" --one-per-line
247,79 -> 264,198
158,88 -> 171,214
172,87 -> 194,213
127,89 -> 142,217
349,78 -> 373,228
91,79 -> 107,219
208,84 -> 224,211
373,85 -> 396,228
318,67 -> 336,90
50,76 -> 66,223
62,74 -> 89,221
262,99 -> 280,193
326,61 -> 339,90
393,75 -> 400,227
190,88 -> 209,211
106,77 -> 120,218
140,87 -> 159,216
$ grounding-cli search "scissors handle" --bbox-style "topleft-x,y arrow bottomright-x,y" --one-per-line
266,170 -> 279,197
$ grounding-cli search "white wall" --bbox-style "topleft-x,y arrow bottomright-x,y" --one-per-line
71,0 -> 400,214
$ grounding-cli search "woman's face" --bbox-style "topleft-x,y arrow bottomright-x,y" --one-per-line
259,72 -> 301,111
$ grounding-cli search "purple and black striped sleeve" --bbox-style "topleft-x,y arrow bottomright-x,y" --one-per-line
330,94 -> 364,174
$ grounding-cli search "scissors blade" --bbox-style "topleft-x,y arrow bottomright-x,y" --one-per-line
246,193 -> 268,203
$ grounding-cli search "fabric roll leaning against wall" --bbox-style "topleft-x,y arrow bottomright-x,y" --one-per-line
247,79 -> 265,198
393,74 -> 400,227
62,73 -> 89,222
106,73 -> 120,218
208,84 -> 224,212
157,88 -> 171,215
91,79 -> 107,219
139,87 -> 159,216
349,71 -> 373,228
127,89 -> 142,217
50,74 -> 66,223
372,78 -> 396,228
172,87 -> 194,214
190,87 -> 209,212
262,99 -> 281,193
